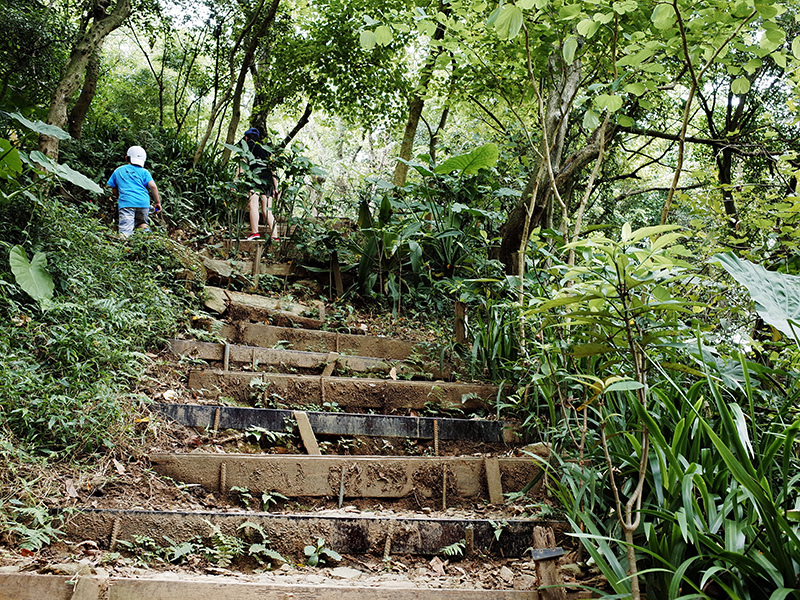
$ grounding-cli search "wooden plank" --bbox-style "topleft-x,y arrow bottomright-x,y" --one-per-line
293,411 -> 321,455
65,508 -> 553,558
170,339 -> 420,377
485,456 -> 504,505
533,527 -> 567,600
218,322 -> 422,361
149,453 -> 540,500
0,574 -> 541,600
153,404 -> 514,442
186,371 -> 497,411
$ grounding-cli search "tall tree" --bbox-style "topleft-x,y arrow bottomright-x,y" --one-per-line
39,0 -> 132,158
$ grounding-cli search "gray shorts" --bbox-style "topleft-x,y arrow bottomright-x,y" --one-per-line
119,207 -> 150,237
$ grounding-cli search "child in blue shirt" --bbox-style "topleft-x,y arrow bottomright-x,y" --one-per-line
107,146 -> 161,237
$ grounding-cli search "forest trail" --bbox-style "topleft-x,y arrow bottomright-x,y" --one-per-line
0,232 -> 592,599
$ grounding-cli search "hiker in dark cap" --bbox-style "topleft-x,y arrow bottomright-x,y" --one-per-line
242,127 -> 278,241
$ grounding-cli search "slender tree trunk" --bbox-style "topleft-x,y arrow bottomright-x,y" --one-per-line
222,0 -> 281,163
40,0 -> 131,159
392,8 -> 447,187
496,56 -> 582,274
281,102 -> 313,148
67,46 -> 102,139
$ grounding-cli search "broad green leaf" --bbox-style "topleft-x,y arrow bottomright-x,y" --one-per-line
595,94 -> 623,112
0,139 -> 23,179
28,151 -> 103,194
624,82 -> 646,96
495,5 -> 523,39
374,25 -> 393,46
617,115 -> 634,127
605,380 -> 644,393
562,36 -> 578,63
582,109 -> 600,130
570,343 -> 614,358
731,77 -> 751,94
9,245 -> 54,303
516,0 -> 538,9
577,18 -> 598,37
713,252 -> 800,340
435,143 -> 498,175
755,3 -> 779,18
793,37 -> 800,60
359,30 -> 376,50
651,4 -> 676,29
744,58 -> 763,74
6,112 -> 71,140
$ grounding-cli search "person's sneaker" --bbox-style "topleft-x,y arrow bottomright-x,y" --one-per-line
246,232 -> 261,241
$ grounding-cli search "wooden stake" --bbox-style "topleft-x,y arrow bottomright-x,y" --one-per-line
293,411 -> 321,455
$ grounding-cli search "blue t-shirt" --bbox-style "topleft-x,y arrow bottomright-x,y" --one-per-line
107,164 -> 154,209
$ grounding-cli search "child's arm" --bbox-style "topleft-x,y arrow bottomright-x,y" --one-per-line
148,180 -> 161,211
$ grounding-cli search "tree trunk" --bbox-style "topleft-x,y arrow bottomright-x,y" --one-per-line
281,102 -> 313,148
496,56 -> 582,273
40,0 -> 131,159
391,9 -> 447,188
67,45 -> 102,140
222,0 -> 281,163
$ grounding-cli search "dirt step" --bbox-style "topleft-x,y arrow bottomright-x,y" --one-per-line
204,287 -> 324,329
170,339 -> 431,379
66,509 -> 557,559
149,453 -> 540,501
0,573 -> 558,600
187,371 -> 500,411
215,322 -> 427,361
154,404 -> 517,442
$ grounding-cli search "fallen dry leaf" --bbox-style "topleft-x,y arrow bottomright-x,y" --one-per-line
65,479 -> 79,499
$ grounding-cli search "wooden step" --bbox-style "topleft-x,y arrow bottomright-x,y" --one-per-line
218,322 -> 424,361
170,339 -> 429,379
154,404 -> 517,442
186,371 -> 499,411
204,287 -> 324,329
65,508 -> 556,558
0,573 -> 560,600
149,453 -> 540,501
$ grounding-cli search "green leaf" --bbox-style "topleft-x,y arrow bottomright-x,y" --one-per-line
0,139 -> 23,179
6,112 -> 71,140
495,5 -> 523,39
731,77 -> 751,95
9,245 -> 54,303
562,36 -> 578,63
623,82 -> 646,96
375,25 -> 393,46
27,151 -> 103,194
595,94 -> 623,112
359,30 -> 376,50
582,109 -> 600,130
604,380 -> 644,393
577,19 -> 598,38
435,143 -> 498,175
793,37 -> 800,60
713,252 -> 800,340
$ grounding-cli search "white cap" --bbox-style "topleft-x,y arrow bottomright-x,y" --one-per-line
127,146 -> 147,167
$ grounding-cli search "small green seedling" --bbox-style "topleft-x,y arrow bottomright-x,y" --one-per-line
304,537 -> 341,566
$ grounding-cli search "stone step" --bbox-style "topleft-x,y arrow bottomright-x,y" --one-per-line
0,573 -> 572,600
154,404 -> 517,443
170,339 -> 433,379
217,322 -> 426,361
65,508 -> 556,559
186,371 -> 500,412
149,453 -> 540,502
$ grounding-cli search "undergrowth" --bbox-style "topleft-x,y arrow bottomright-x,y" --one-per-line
0,194 -> 202,549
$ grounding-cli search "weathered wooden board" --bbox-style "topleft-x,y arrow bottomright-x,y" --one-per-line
218,322 -> 423,361
169,339 -> 422,379
203,287 -> 324,328
153,404 -> 516,442
186,371 -> 498,411
148,453 -> 540,500
0,573 -> 545,600
65,508 -> 555,558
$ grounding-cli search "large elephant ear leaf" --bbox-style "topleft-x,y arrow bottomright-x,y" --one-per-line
713,252 -> 800,339
435,143 -> 499,176
9,245 -> 54,303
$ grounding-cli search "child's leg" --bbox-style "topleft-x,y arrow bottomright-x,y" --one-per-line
248,191 -> 261,235
119,207 -> 136,237
262,194 -> 277,239
134,207 -> 150,231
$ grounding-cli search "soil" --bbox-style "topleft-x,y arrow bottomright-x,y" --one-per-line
0,263 -> 606,595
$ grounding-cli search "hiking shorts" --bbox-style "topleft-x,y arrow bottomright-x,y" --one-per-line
119,206 -> 150,237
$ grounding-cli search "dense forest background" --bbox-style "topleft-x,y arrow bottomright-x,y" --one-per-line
2,0 -> 800,597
